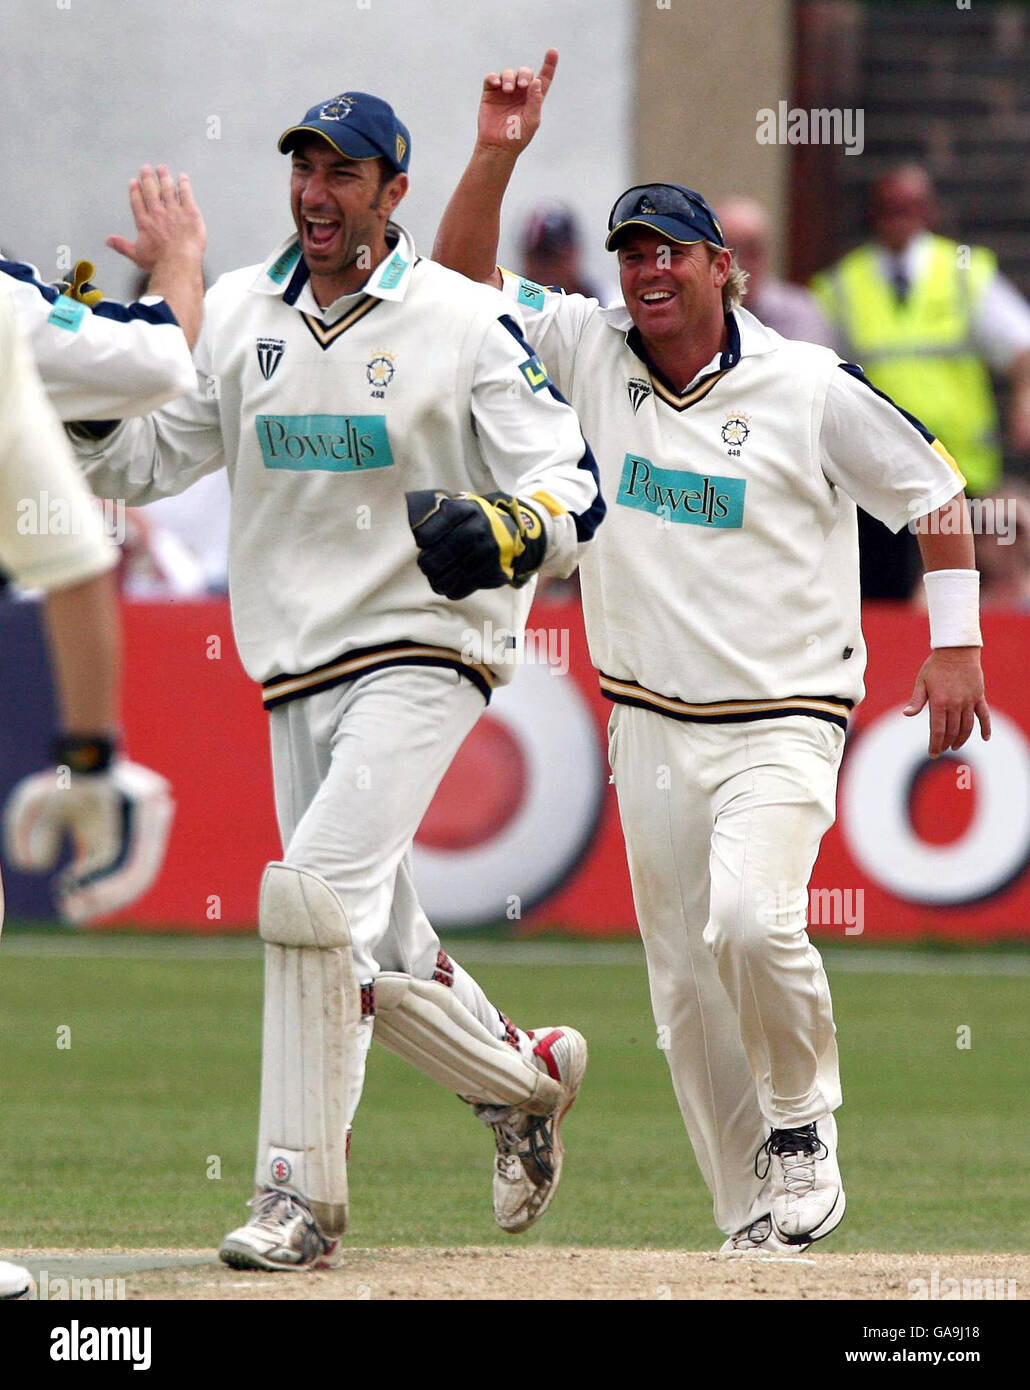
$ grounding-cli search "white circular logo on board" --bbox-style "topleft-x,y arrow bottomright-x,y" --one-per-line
413,662 -> 604,928
839,705 -> 1030,904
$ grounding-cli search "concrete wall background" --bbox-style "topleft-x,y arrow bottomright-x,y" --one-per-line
0,0 -> 633,296
634,0 -> 792,271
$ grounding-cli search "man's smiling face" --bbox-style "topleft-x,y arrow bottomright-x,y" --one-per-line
289,137 -> 406,298
617,228 -> 729,346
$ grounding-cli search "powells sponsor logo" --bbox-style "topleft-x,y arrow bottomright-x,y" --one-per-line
257,337 -> 286,381
617,454 -> 746,528
627,377 -> 652,413
257,414 -> 394,471
721,413 -> 750,447
367,352 -> 396,397
516,277 -> 546,310
519,354 -> 550,392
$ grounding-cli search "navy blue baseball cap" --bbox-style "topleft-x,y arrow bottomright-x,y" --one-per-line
278,92 -> 411,173
605,183 -> 725,251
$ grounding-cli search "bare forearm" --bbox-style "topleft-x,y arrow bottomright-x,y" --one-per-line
147,257 -> 205,350
915,494 -> 975,572
43,569 -> 121,733
433,145 -> 518,285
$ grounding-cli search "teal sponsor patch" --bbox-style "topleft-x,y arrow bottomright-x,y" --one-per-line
266,243 -> 302,285
518,354 -> 550,392
47,295 -> 86,333
617,454 -> 746,528
256,414 -> 394,472
378,252 -> 408,290
516,277 -> 547,310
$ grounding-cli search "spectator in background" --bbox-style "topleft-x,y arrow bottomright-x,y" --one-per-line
717,197 -> 835,347
812,164 -> 1030,598
974,480 -> 1030,611
520,201 -> 617,304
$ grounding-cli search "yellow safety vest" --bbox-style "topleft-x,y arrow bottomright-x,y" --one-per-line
811,236 -> 1000,495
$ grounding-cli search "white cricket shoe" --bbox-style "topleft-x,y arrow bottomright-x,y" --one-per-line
219,1188 -> 342,1272
759,1114 -> 845,1246
476,1025 -> 588,1235
719,1213 -> 812,1257
0,1259 -> 34,1300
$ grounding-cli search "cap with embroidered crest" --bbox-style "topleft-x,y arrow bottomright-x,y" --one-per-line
278,92 -> 411,174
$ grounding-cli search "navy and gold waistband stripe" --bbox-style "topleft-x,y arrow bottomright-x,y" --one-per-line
600,674 -> 853,729
300,295 -> 380,350
262,641 -> 496,710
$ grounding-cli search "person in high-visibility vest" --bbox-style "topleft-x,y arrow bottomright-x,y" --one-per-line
812,165 -> 1030,597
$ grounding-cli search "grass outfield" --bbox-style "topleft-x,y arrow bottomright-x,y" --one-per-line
0,932 -> 1027,1254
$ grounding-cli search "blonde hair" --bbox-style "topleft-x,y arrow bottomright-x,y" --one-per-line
706,242 -> 749,310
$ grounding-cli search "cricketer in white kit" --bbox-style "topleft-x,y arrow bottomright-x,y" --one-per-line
1,165 -> 202,1295
433,51 -> 991,1255
2,164 -> 205,926
72,91 -> 604,1270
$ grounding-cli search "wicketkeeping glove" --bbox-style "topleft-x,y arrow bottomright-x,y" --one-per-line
54,259 -> 104,307
3,741 -> 174,925
406,489 -> 548,601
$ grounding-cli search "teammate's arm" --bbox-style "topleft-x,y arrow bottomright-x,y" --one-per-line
0,297 -> 173,925
70,303 -> 226,505
433,49 -> 558,286
407,308 -> 603,598
106,164 -> 207,350
1,165 -> 203,422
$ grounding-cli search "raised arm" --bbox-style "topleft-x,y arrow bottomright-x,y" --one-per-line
433,48 -> 558,286
107,164 -> 207,350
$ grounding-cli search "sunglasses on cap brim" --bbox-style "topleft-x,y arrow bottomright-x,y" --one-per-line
606,184 -> 724,246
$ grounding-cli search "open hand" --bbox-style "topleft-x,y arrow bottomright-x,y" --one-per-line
477,48 -> 558,154
903,648 -> 991,758
107,164 -> 206,273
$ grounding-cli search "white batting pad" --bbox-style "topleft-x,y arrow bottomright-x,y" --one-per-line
257,862 -> 365,1237
374,973 -> 560,1114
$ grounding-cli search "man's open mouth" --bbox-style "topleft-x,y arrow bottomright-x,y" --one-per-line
304,216 -> 340,250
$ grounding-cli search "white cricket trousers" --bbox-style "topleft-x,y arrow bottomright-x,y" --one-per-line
268,665 -> 509,1032
608,706 -> 845,1235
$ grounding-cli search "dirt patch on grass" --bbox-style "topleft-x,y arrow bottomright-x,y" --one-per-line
108,1248 -> 1030,1301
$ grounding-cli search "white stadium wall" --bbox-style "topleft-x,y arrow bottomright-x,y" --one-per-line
0,0 -> 632,298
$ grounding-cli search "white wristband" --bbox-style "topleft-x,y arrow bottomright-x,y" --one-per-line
923,569 -> 982,648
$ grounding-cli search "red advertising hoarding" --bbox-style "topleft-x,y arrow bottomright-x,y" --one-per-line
105,599 -> 1029,940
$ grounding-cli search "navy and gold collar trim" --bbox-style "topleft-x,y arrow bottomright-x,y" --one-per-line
627,313 -> 742,412
300,295 -> 381,349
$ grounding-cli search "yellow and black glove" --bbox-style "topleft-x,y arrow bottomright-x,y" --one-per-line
406,489 -> 548,601
55,259 -> 103,308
